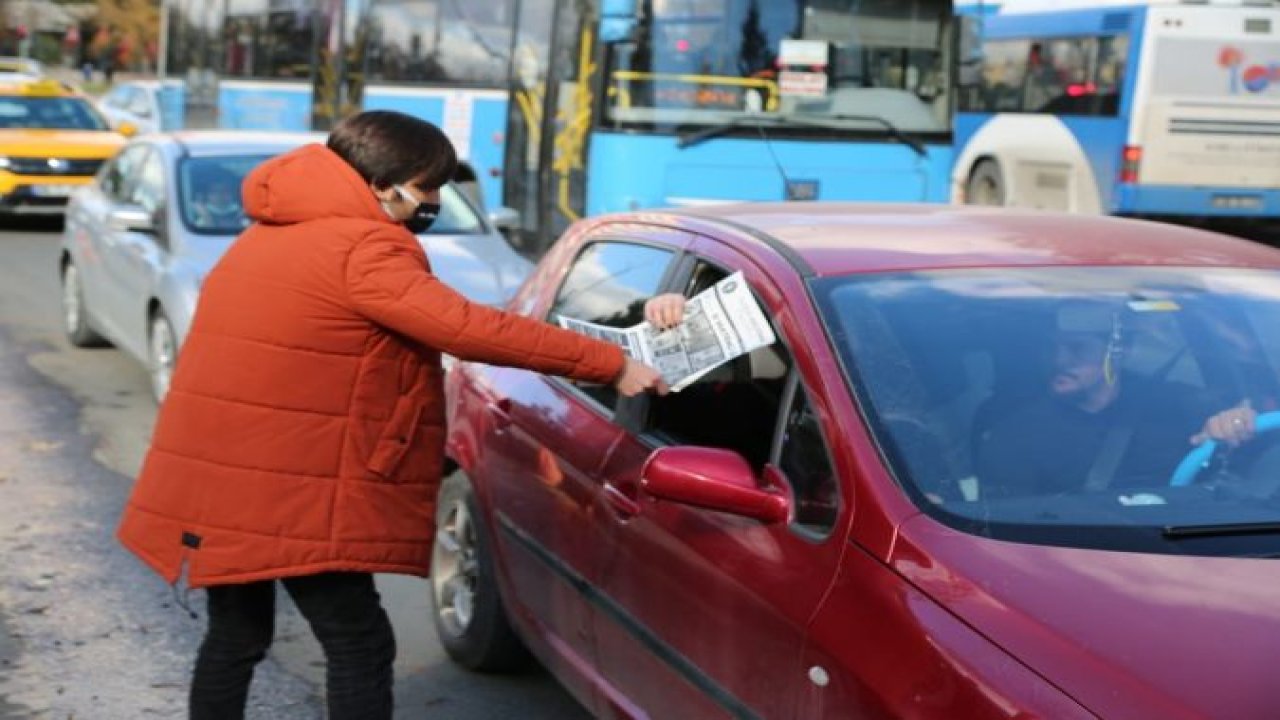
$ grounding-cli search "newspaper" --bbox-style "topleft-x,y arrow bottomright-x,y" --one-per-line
558,272 -> 776,392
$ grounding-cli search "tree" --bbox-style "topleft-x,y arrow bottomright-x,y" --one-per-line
93,0 -> 159,70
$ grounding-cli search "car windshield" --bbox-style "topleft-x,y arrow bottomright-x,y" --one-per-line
0,96 -> 109,130
423,184 -> 484,235
817,267 -> 1280,555
178,155 -> 268,235
179,154 -> 485,236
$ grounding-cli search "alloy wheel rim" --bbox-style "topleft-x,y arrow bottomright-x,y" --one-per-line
150,317 -> 174,400
63,266 -> 81,334
431,498 -> 478,636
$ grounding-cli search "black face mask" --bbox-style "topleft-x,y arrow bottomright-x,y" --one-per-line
403,201 -> 440,234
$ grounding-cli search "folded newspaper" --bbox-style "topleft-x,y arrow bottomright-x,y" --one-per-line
558,272 -> 776,392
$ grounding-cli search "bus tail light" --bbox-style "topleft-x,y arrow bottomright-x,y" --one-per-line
1120,145 -> 1142,184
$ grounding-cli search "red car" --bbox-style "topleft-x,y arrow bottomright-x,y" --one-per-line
432,203 -> 1280,719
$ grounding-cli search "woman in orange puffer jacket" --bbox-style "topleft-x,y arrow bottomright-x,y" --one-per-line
117,111 -> 667,720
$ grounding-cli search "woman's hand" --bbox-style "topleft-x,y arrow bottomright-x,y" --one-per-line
1191,399 -> 1256,447
644,293 -> 686,331
614,357 -> 669,397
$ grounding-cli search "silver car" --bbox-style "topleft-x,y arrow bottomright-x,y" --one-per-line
96,81 -> 163,135
60,130 -> 532,401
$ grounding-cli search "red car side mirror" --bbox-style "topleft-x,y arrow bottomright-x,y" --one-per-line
641,446 -> 790,524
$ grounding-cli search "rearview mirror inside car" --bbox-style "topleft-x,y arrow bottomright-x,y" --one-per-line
108,205 -> 156,234
641,446 -> 790,524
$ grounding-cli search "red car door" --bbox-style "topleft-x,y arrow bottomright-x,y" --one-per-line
469,233 -> 685,706
589,245 -> 854,719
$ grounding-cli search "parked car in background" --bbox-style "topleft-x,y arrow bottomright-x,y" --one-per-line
0,56 -> 44,81
437,203 -> 1280,719
96,80 -> 163,135
0,78 -> 132,216
60,130 -> 532,401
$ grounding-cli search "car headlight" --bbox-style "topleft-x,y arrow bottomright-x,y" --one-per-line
0,157 -> 11,170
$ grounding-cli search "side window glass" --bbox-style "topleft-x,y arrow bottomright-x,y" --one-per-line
1024,37 -> 1097,115
972,39 -> 1030,112
130,150 -> 166,217
551,240 -> 675,408
779,385 -> 839,533
644,262 -> 792,471
99,146 -> 147,203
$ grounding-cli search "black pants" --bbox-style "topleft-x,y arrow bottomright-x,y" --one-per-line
189,572 -> 396,720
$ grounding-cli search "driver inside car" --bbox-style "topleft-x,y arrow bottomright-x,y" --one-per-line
191,175 -> 245,230
973,301 -> 1254,499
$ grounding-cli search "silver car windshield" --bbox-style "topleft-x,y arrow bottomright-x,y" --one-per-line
816,267 -> 1280,554
426,184 -> 484,235
178,155 -> 268,235
179,156 -> 485,236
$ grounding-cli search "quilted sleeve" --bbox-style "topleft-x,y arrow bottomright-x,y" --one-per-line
345,229 -> 625,384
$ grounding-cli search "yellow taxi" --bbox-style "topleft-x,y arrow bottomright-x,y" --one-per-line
0,79 -> 134,215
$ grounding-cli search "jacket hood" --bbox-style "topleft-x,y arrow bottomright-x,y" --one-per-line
243,143 -> 392,226
894,514 -> 1280,719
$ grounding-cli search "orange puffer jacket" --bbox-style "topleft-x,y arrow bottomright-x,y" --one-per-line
117,144 -> 623,588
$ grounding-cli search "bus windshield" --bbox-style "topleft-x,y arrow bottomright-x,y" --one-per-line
602,0 -> 952,135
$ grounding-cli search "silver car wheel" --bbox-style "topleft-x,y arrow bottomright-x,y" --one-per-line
62,264 -> 82,335
149,313 -> 176,402
432,498 -> 478,637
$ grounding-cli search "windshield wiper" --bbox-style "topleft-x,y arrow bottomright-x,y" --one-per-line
815,113 -> 928,158
1162,521 -> 1280,539
676,115 -> 779,149
676,113 -> 928,158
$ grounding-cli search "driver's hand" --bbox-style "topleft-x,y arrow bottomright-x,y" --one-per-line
644,293 -> 686,331
1191,399 -> 1256,447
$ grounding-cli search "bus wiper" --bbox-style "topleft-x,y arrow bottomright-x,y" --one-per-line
676,113 -> 928,158
676,116 -> 781,150
1162,521 -> 1280,539
807,113 -> 928,158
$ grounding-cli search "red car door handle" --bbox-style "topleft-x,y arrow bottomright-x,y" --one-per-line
486,399 -> 512,431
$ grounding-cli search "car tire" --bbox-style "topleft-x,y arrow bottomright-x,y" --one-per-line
61,260 -> 109,348
965,160 -> 1006,206
148,309 -> 177,403
430,470 -> 531,672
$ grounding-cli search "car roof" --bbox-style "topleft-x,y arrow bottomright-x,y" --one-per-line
151,130 -> 326,157
632,203 -> 1280,277
0,78 -> 79,97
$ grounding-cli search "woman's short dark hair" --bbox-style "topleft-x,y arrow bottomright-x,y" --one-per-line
327,110 -> 458,192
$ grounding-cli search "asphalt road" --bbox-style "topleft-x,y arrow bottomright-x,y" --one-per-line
0,220 -> 588,719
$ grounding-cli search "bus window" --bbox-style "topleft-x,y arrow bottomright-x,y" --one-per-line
362,0 -> 516,86
963,35 -> 1125,117
222,1 -> 318,79
601,0 -> 951,134
1096,35 -> 1128,114
1024,38 -> 1097,115
971,39 -> 1030,112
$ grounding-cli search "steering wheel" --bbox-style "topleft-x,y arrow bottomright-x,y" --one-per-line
1170,411 -> 1280,487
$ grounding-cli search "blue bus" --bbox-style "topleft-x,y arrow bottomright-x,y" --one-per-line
953,0 -> 1280,230
163,0 -> 959,251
